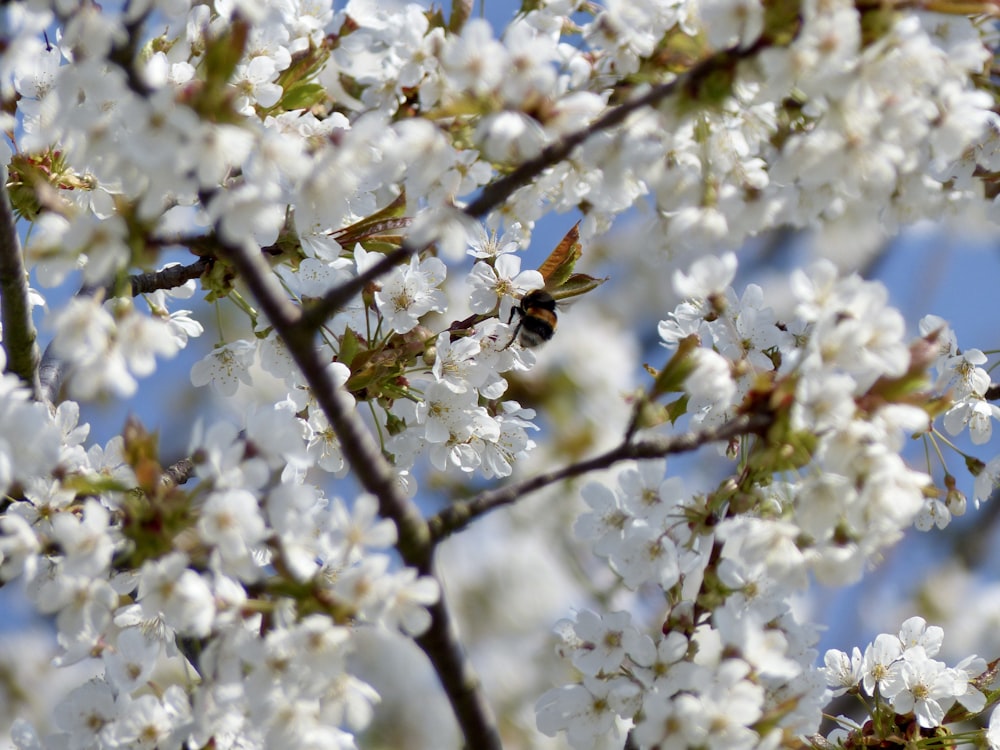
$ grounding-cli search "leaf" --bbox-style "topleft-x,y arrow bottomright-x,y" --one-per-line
665,395 -> 689,423
538,222 -> 582,289
339,328 -> 361,367
279,82 -> 326,111
333,193 -> 410,245
651,335 -> 699,397
357,233 -> 409,253
201,19 -> 249,92
123,416 -> 163,494
448,0 -> 473,32
549,273 -> 608,302
61,473 -> 133,496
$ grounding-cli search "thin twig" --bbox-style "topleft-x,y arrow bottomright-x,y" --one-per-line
462,47 -> 750,218
130,257 -> 211,296
298,243 -> 413,331
0,183 -> 42,399
161,456 -> 196,488
427,413 -> 772,544
106,10 -> 155,98
37,346 -> 67,406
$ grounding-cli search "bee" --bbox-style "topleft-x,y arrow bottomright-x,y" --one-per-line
498,221 -> 603,350
505,289 -> 558,349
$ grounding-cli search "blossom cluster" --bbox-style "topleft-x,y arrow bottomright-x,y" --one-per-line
823,616 -> 996,745
538,255 -> 1000,748
0,376 -> 440,748
660,256 -> 952,582
543,460 -> 827,749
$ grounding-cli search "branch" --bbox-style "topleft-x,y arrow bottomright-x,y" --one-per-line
427,413 -> 772,544
215,235 -> 503,750
986,383 -> 1000,401
130,257 -> 211,296
106,10 -> 155,98
161,456 -> 196,488
462,46 -> 755,218
298,243 -> 412,331
37,346 -> 67,406
0,182 -> 42,399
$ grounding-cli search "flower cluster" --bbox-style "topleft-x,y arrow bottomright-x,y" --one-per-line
1,398 -> 440,748
659,257 -> 945,583
386,262 -> 541,477
823,616 -> 993,745
925,314 -> 1000,448
544,451 -> 828,749
537,255 -> 1000,748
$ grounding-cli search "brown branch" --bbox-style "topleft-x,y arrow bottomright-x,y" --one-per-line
462,46 -> 754,219
105,10 -> 155,98
986,383 -> 1000,401
161,456 -> 196,488
215,235 -> 502,750
298,243 -> 413,331
427,413 -> 772,544
37,346 -> 67,406
130,257 -> 211,296
0,182 -> 42,399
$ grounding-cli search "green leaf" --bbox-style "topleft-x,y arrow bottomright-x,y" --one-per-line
665,395 -> 689,423
651,335 -> 699,397
202,19 -> 249,90
550,273 -> 608,302
333,193 -> 412,248
279,82 -> 326,111
339,328 -> 361,367
61,473 -> 134,496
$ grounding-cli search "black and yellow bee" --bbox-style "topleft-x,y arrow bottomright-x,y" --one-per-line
500,221 -> 604,350
506,289 -> 558,349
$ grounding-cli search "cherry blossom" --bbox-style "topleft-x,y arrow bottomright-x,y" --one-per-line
5,2 -> 1000,749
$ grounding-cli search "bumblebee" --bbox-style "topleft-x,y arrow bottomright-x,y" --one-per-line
505,289 -> 558,349
498,221 -> 603,350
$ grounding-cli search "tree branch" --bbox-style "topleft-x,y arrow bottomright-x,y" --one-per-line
161,456 -> 196,488
427,413 -> 772,544
106,10 -> 155,98
215,235 -> 503,750
462,46 -> 753,218
130,257 -> 211,296
37,345 -> 67,406
0,182 -> 42,399
298,243 -> 412,331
